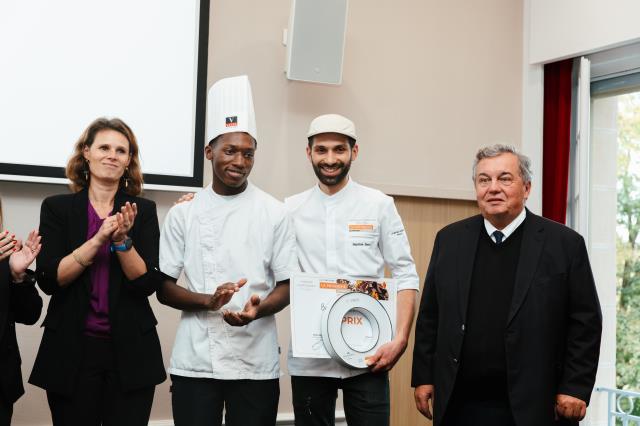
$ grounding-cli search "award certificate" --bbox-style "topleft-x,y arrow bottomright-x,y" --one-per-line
291,273 -> 397,359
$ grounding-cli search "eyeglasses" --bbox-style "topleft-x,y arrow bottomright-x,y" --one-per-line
475,175 -> 515,188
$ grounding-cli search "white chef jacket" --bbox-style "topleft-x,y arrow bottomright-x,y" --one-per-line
160,183 -> 297,380
285,178 -> 419,378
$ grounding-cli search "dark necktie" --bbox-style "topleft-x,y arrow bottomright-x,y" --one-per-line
493,230 -> 504,244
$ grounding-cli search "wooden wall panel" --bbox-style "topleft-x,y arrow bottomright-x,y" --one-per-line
389,196 -> 478,426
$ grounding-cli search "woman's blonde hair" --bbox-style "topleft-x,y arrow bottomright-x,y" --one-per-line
66,117 -> 144,195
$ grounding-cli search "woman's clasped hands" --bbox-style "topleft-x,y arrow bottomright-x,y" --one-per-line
93,202 -> 138,245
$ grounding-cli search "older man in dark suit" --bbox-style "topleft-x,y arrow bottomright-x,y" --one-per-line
412,145 -> 602,426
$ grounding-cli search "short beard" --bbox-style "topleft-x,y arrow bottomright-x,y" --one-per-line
312,161 -> 351,187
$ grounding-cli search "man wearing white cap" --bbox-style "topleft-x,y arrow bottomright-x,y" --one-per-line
156,75 -> 297,426
286,114 -> 420,425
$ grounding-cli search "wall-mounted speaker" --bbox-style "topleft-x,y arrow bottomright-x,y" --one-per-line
286,0 -> 348,85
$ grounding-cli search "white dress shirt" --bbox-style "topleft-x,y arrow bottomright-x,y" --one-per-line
484,208 -> 527,243
160,183 -> 297,380
285,178 -> 419,378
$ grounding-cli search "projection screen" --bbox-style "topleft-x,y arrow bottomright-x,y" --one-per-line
0,0 -> 209,191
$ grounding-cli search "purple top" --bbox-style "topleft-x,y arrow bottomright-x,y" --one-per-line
84,202 -> 111,337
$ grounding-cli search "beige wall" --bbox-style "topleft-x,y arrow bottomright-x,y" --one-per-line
5,0 -> 524,423
528,0 -> 640,64
211,0 -> 523,201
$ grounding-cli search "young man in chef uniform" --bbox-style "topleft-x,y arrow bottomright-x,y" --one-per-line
286,114 -> 420,426
157,75 -> 297,426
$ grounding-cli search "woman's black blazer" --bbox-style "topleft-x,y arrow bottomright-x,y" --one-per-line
29,189 -> 166,396
0,260 -> 42,404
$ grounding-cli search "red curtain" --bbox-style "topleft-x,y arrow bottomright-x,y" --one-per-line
542,59 -> 573,224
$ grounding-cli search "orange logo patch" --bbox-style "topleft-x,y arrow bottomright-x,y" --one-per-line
348,224 -> 374,232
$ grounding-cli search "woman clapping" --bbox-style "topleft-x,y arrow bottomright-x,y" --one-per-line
29,118 -> 165,426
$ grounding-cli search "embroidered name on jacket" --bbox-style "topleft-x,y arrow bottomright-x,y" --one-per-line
352,241 -> 373,247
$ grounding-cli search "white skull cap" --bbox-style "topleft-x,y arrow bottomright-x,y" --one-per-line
307,114 -> 357,141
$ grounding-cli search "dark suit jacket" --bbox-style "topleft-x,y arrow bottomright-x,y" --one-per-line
0,259 -> 42,404
29,189 -> 166,396
411,211 -> 602,426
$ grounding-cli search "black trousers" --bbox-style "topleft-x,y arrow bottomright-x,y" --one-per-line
46,336 -> 155,426
291,372 -> 390,426
170,374 -> 280,426
442,397 -> 516,426
0,396 -> 12,426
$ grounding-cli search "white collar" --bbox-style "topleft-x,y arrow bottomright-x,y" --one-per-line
207,181 -> 252,202
484,208 -> 527,243
314,176 -> 354,202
